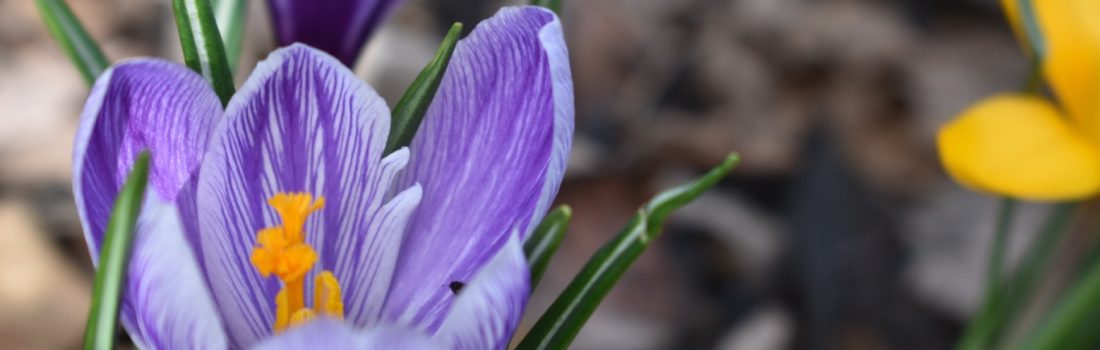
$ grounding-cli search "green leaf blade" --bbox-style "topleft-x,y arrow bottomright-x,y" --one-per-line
1019,250 -> 1100,350
35,0 -> 110,85
516,153 -> 740,350
644,154 -> 740,228
956,203 -> 1074,350
956,198 -> 1016,350
525,205 -> 572,290
83,152 -> 151,350
384,22 -> 462,155
210,0 -> 247,73
172,0 -> 235,105
532,0 -> 563,15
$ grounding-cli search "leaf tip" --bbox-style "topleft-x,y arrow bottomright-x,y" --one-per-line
555,205 -> 572,219
722,152 -> 741,170
133,150 -> 152,176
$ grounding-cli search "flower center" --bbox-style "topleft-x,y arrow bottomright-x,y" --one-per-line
249,192 -> 344,332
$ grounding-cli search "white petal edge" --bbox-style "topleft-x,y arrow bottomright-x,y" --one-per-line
524,8 -> 575,240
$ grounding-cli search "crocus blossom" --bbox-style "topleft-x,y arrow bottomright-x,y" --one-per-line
267,0 -> 402,66
938,0 -> 1100,200
72,6 -> 572,349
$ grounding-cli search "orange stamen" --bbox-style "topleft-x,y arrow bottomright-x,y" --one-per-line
249,192 -> 344,332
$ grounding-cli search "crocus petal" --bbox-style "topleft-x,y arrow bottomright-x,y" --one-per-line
342,178 -> 421,327
122,197 -> 227,349
1036,0 -> 1100,143
938,94 -> 1100,200
383,6 -> 573,330
267,0 -> 402,66
196,43 -> 415,346
436,235 -> 529,350
72,59 -> 222,261
529,7 -> 575,235
251,319 -> 442,350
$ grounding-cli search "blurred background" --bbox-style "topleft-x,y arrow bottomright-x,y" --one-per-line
0,0 -> 1053,348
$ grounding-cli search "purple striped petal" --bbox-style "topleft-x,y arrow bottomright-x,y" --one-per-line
71,60 -> 225,347
122,197 -> 228,349
382,6 -> 573,330
72,59 -> 222,261
251,319 -> 442,350
267,0 -> 403,66
341,173 -> 421,327
435,236 -> 529,350
195,44 -> 416,346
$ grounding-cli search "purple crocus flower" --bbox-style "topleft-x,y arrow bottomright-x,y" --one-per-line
72,6 -> 572,349
267,0 -> 402,66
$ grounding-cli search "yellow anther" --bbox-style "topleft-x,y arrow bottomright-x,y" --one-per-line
289,309 -> 316,328
251,228 -> 317,282
268,192 -> 324,243
252,192 -> 344,333
314,271 -> 344,319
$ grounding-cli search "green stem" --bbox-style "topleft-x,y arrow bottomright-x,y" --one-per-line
956,204 -> 1075,350
957,198 -> 1016,350
989,199 -> 1016,301
1079,224 -> 1100,278
1019,248 -> 1100,350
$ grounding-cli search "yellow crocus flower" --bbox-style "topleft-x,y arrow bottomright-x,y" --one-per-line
938,0 -> 1100,200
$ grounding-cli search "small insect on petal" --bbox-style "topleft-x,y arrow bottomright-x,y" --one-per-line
448,281 -> 465,295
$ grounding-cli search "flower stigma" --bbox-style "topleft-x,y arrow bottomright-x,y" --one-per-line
250,192 -> 344,332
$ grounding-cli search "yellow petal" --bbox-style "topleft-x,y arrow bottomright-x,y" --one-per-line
938,94 -> 1100,200
1001,0 -> 1028,50
1036,0 -> 1100,142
